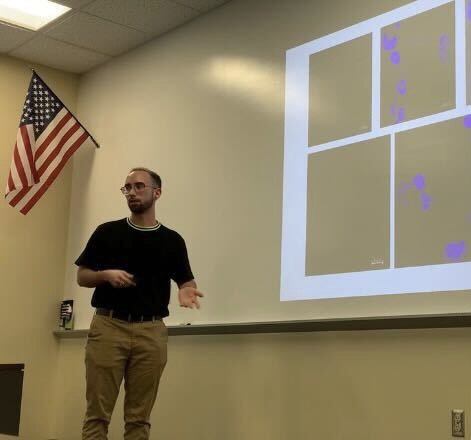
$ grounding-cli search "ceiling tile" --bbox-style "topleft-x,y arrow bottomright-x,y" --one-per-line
10,35 -> 110,73
0,0 -> 233,73
0,23 -> 34,53
44,11 -> 149,56
175,0 -> 230,13
83,0 -> 200,35
52,0 -> 96,9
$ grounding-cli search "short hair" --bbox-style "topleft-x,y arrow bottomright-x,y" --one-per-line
129,167 -> 162,189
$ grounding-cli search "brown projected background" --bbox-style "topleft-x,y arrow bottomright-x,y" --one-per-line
305,137 -> 390,276
308,35 -> 372,147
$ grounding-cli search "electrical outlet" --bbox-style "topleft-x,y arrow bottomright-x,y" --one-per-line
452,409 -> 465,437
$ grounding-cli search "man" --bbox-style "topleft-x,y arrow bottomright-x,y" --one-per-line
76,167 -> 203,440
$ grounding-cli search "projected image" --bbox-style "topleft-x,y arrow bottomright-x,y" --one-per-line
381,2 -> 455,126
395,117 -> 471,267
282,0 -> 471,301
467,0 -> 471,104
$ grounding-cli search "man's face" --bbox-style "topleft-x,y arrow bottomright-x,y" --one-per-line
123,171 -> 161,214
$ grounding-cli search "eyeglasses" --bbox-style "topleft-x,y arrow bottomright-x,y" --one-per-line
120,182 -> 157,195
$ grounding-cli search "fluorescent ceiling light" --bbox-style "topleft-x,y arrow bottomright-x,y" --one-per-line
0,0 -> 70,31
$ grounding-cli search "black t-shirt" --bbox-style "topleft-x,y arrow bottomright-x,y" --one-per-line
75,218 -> 194,317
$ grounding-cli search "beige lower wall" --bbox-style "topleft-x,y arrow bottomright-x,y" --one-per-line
0,55 -> 79,440
56,327 -> 471,440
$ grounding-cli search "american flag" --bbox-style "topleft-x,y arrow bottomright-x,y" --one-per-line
5,71 -> 96,215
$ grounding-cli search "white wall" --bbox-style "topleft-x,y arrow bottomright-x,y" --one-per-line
64,0 -> 470,330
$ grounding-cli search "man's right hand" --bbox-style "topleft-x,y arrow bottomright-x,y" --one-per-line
77,266 -> 136,288
102,270 -> 136,288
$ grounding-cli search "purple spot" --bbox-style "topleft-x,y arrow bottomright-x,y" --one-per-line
467,1 -> 471,21
440,33 -> 449,48
397,183 -> 411,206
421,192 -> 431,210
463,114 -> 471,128
394,22 -> 402,29
390,104 -> 397,116
439,33 -> 449,63
444,240 -> 467,261
396,79 -> 407,95
413,174 -> 426,191
382,34 -> 398,51
395,107 -> 405,123
399,182 -> 412,193
390,51 -> 401,65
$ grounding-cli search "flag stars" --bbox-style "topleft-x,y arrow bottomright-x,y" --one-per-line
21,75 -> 64,135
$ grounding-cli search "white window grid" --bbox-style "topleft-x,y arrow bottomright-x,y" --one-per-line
281,0 -> 471,300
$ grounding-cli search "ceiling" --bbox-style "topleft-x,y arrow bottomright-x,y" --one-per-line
0,0 -> 230,74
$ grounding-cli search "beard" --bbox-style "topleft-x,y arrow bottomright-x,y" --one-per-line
127,197 -> 153,213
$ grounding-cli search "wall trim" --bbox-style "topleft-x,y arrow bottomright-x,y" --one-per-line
53,312 -> 471,338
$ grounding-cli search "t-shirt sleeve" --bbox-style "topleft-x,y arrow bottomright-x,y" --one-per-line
75,225 -> 104,270
171,233 -> 194,285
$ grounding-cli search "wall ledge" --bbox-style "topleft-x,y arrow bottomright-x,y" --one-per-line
53,312 -> 471,338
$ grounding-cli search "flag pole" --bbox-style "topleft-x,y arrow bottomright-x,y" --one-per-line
30,68 -> 100,149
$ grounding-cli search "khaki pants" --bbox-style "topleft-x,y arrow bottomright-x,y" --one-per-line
82,314 -> 168,440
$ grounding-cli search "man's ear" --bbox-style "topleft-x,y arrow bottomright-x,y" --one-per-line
154,188 -> 161,200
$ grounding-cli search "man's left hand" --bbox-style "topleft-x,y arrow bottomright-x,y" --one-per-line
178,286 -> 204,309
